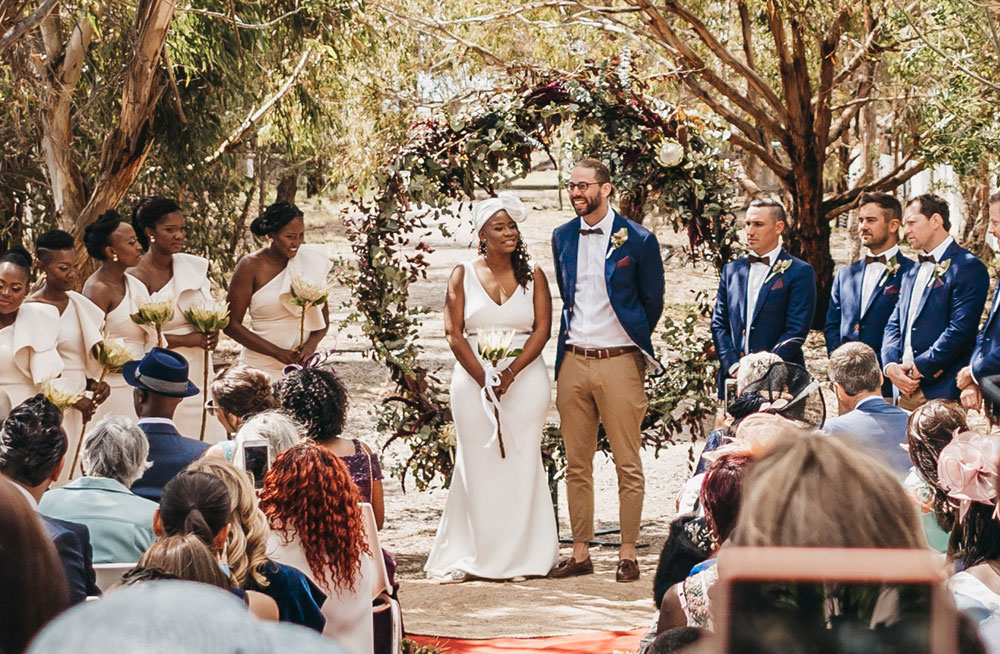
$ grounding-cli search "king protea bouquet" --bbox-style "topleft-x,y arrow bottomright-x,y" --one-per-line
289,276 -> 329,349
41,376 -> 84,411
130,290 -> 176,347
184,300 -> 231,441
476,328 -> 524,458
70,337 -> 134,478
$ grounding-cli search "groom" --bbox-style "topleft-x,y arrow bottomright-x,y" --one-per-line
550,158 -> 664,583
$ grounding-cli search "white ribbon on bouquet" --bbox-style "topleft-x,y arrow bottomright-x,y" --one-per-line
479,359 -> 518,455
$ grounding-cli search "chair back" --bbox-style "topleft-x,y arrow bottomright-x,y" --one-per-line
94,562 -> 134,592
359,503 -> 392,600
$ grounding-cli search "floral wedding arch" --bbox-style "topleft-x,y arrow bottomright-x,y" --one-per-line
342,57 -> 736,490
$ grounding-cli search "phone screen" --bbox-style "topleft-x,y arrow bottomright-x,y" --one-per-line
724,378 -> 738,411
726,580 -> 933,653
243,445 -> 269,489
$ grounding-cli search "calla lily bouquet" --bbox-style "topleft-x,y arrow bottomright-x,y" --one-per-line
476,328 -> 524,458
184,300 -> 231,441
71,337 -> 135,478
41,376 -> 84,411
289,276 -> 329,349
131,290 -> 176,347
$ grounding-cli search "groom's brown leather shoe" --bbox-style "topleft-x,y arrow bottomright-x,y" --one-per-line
616,559 -> 640,582
548,557 -> 594,579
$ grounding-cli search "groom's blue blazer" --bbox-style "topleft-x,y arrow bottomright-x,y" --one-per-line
551,211 -> 664,378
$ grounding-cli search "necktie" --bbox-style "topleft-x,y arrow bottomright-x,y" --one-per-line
865,254 -> 887,265
748,255 -> 770,265
918,254 -> 936,264
579,228 -> 603,236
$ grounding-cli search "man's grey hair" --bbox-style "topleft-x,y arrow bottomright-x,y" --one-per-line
82,415 -> 152,487
234,410 -> 304,468
737,352 -> 784,395
828,342 -> 882,396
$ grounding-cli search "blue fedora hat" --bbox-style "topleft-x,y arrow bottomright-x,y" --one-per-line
122,347 -> 199,398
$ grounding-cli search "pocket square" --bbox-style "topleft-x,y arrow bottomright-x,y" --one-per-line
771,277 -> 785,291
932,277 -> 946,289
615,255 -> 632,269
884,285 -> 900,296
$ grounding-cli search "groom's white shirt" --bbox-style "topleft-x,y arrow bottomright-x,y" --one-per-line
566,206 -> 633,349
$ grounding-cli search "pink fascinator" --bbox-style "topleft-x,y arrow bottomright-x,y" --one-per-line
937,431 -> 1000,523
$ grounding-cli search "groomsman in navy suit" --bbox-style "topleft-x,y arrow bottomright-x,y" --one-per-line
550,158 -> 664,583
824,193 -> 914,396
711,198 -> 816,394
957,191 -> 1000,409
882,194 -> 989,409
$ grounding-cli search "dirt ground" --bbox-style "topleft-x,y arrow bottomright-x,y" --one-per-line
214,170 -> 942,639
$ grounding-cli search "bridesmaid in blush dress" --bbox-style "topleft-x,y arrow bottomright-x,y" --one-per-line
82,211 -> 153,424
424,193 -> 559,583
31,230 -> 110,483
129,197 -> 226,443
225,202 -> 332,381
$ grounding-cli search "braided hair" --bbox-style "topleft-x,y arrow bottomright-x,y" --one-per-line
275,366 -> 348,442
132,196 -> 182,250
210,365 -> 278,420
951,501 -> 1000,567
249,201 -> 303,237
83,210 -> 124,260
906,400 -> 967,534
0,394 -> 67,486
477,231 -> 533,289
158,470 -> 231,550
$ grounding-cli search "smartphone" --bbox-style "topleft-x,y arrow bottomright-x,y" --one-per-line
724,378 -> 738,411
242,439 -> 270,489
707,547 -> 956,654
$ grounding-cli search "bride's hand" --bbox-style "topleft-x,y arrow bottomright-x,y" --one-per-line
494,369 -> 515,397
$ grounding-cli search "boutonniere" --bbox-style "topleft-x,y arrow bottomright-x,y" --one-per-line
607,227 -> 629,260
928,258 -> 951,287
878,255 -> 900,287
764,259 -> 791,284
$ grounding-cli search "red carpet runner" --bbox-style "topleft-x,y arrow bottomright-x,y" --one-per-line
406,628 -> 646,653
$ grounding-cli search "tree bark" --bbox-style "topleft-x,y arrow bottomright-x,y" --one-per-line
276,172 -> 298,203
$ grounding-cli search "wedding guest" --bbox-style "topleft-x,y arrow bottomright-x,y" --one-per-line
125,347 -> 209,502
0,246 -> 64,407
0,478 -> 68,654
39,415 -> 157,563
82,210 -> 153,422
904,399 -> 967,553
155,469 -> 279,621
824,193 -> 913,396
883,194 -> 988,409
207,364 -> 278,437
551,160 -> 665,583
711,197 -> 816,393
129,196 -> 226,443
0,394 -> 100,603
225,202 -> 332,380
277,366 -> 383,528
262,444 -> 374,653
226,410 -> 304,473
957,191 -> 1000,410
823,342 -> 911,478
31,229 -> 110,480
187,457 -> 326,632
135,533 -> 231,589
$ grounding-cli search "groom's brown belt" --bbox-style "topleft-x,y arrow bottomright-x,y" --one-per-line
566,344 -> 640,360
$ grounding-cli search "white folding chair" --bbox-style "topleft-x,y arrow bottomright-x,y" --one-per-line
359,503 -> 402,653
93,562 -> 134,592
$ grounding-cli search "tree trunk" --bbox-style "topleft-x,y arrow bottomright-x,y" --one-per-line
960,163 -> 991,257
276,172 -> 298,203
786,162 -> 834,330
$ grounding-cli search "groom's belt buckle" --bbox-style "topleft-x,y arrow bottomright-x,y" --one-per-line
568,344 -> 639,360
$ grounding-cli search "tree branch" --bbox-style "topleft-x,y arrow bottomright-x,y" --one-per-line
812,7 -> 851,156
176,5 -> 308,30
0,0 -> 59,56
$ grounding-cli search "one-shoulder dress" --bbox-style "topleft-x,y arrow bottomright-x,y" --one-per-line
0,302 -> 64,408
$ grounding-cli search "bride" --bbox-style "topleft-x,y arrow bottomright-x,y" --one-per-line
424,193 -> 558,583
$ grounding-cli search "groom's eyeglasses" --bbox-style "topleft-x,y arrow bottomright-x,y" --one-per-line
566,182 -> 602,192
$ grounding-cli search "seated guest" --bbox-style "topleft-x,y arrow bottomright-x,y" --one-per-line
39,415 -> 157,563
126,347 -> 209,501
262,444 -> 375,653
0,478 -> 68,654
187,457 -> 326,632
650,627 -> 708,654
277,367 -> 385,529
155,469 -> 279,622
0,394 -> 100,604
904,399 -> 968,553
204,365 -> 279,461
225,410 -> 305,472
823,342 -> 911,478
133,533 -> 231,590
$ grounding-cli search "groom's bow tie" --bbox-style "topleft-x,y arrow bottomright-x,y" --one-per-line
748,254 -> 770,265
864,254 -> 887,265
579,227 -> 604,236
918,254 -> 937,264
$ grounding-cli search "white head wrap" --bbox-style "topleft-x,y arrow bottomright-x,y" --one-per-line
472,191 -> 528,233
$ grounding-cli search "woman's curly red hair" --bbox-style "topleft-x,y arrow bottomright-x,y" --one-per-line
259,444 -> 370,591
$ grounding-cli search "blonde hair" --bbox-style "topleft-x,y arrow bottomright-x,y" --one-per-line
186,458 -> 270,588
731,434 -> 926,549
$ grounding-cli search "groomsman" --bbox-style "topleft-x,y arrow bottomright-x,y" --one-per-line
882,194 -> 989,409
550,158 -> 664,583
824,193 -> 914,396
711,198 -> 816,393
957,191 -> 1000,409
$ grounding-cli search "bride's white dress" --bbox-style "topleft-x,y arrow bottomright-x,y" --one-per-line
424,260 -> 558,580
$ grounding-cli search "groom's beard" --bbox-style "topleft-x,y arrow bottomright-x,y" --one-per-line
573,195 -> 602,217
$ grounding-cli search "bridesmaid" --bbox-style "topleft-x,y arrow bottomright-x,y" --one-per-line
0,247 -> 63,407
128,197 -> 225,443
82,210 -> 153,423
225,202 -> 332,380
30,230 -> 110,483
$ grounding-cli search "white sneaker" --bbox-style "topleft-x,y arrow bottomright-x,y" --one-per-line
438,569 -> 469,584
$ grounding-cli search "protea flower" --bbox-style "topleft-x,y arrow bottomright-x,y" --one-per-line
184,300 -> 231,441
289,276 -> 329,348
130,290 -> 176,347
41,376 -> 84,411
656,138 -> 685,168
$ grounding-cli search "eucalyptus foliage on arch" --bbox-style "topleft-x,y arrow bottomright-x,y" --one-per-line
344,57 -> 736,490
